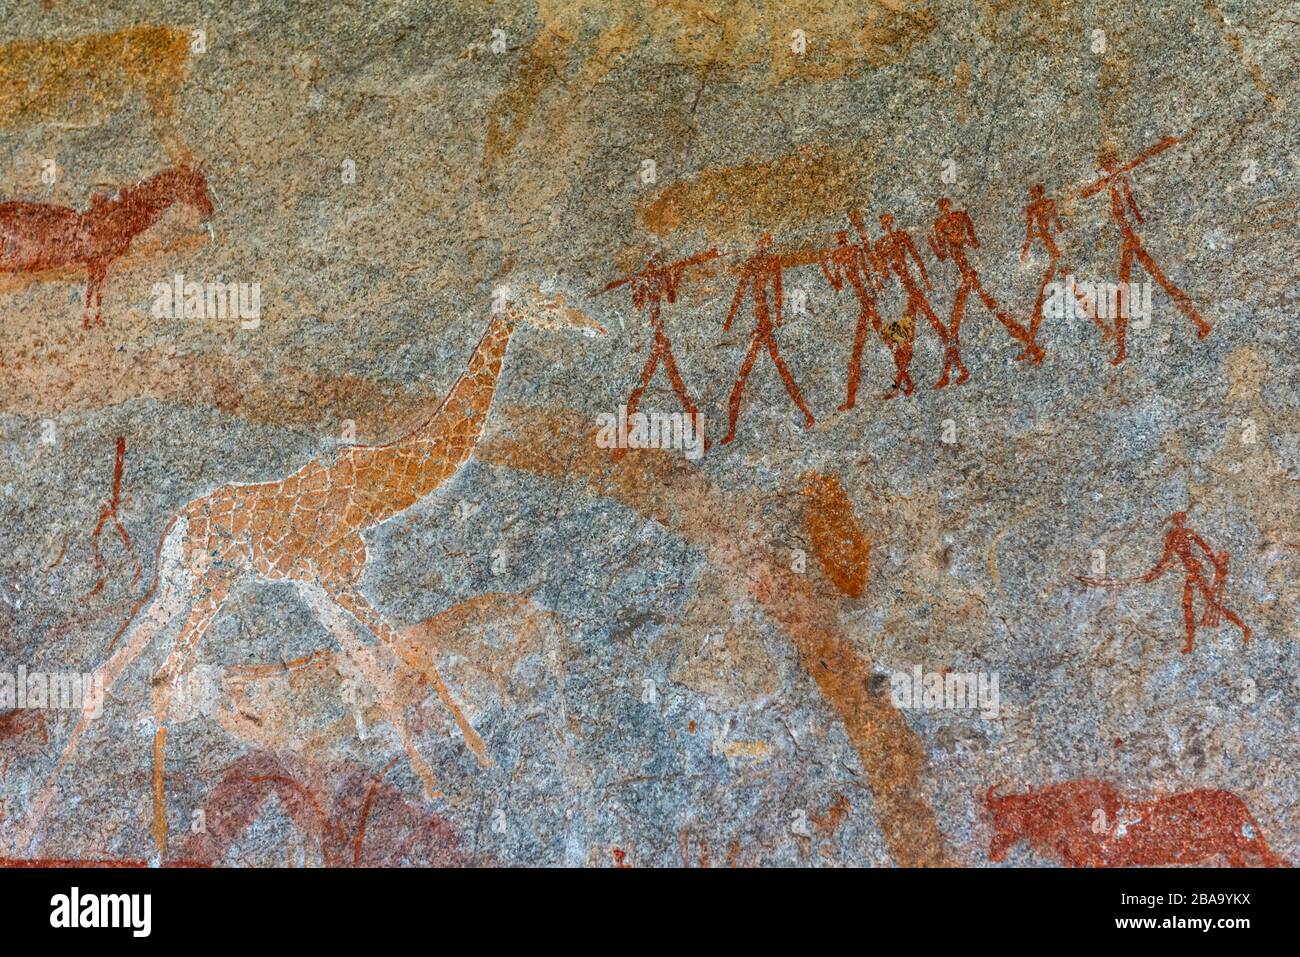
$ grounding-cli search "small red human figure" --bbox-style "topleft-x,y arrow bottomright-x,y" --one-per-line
596,248 -> 719,445
818,210 -> 886,409
720,233 -> 816,444
1020,183 -> 1109,349
1081,136 -> 1210,365
85,435 -> 142,599
928,197 -> 1042,386
873,213 -> 950,394
1078,511 -> 1250,653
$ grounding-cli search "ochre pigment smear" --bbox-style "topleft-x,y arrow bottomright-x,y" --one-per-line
0,26 -> 191,135
481,407 -> 952,867
803,473 -> 872,599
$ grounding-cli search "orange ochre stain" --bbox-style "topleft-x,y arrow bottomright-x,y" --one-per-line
479,407 -> 952,867
803,473 -> 871,598
636,144 -> 877,244
0,26 -> 191,130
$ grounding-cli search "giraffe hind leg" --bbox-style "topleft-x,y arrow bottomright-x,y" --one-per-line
149,570 -> 237,859
327,583 -> 492,770
17,518 -> 194,855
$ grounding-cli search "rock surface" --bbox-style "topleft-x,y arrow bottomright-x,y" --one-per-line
0,1 -> 1295,867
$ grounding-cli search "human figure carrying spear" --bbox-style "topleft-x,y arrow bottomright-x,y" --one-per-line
1081,136 -> 1211,365
595,248 -> 719,435
1077,511 -> 1250,653
720,233 -> 816,444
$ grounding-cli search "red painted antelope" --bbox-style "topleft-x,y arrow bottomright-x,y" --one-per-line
0,164 -> 214,328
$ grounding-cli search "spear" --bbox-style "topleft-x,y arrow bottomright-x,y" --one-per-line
592,247 -> 722,298
1080,135 -> 1183,198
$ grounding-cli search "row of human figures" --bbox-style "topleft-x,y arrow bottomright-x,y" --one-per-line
597,136 -> 1211,445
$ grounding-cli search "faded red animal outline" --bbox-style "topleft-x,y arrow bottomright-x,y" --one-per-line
0,163 -> 214,328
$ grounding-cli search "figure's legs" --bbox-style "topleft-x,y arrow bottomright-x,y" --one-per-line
884,338 -> 915,400
656,334 -> 701,419
765,333 -> 815,428
656,336 -> 708,448
1217,604 -> 1251,643
86,507 -> 113,599
840,306 -> 871,411
150,571 -> 237,857
1030,257 -> 1055,343
1113,243 -> 1135,365
974,273 -> 1040,362
721,334 -> 764,445
1194,575 -> 1250,643
1181,577 -> 1198,653
937,285 -> 971,388
625,342 -> 663,419
1132,242 -> 1211,338
1066,272 -> 1111,341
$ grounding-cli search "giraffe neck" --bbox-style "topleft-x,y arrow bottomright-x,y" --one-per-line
343,311 -> 518,524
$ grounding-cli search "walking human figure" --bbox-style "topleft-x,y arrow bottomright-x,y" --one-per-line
85,435 -> 142,600
818,211 -> 886,409
596,248 -> 718,441
1020,183 -> 1108,349
1078,511 -> 1250,654
928,197 -> 1042,387
874,213 -> 950,394
720,233 -> 815,445
1081,137 -> 1211,365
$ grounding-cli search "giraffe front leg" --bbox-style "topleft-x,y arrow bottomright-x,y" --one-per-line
295,580 -> 443,799
329,585 -> 493,770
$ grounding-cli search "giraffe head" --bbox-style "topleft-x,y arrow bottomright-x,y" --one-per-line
503,284 -> 606,337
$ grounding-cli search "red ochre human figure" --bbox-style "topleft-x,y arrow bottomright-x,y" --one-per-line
1020,183 -> 1108,349
596,248 -> 718,445
818,211 -> 887,408
1081,136 -> 1211,365
928,197 -> 1042,386
873,213 -> 950,394
720,233 -> 815,444
85,435 -> 141,600
1078,511 -> 1250,653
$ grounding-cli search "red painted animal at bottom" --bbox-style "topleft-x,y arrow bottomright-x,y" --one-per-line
172,752 -> 467,867
985,779 -> 1288,867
